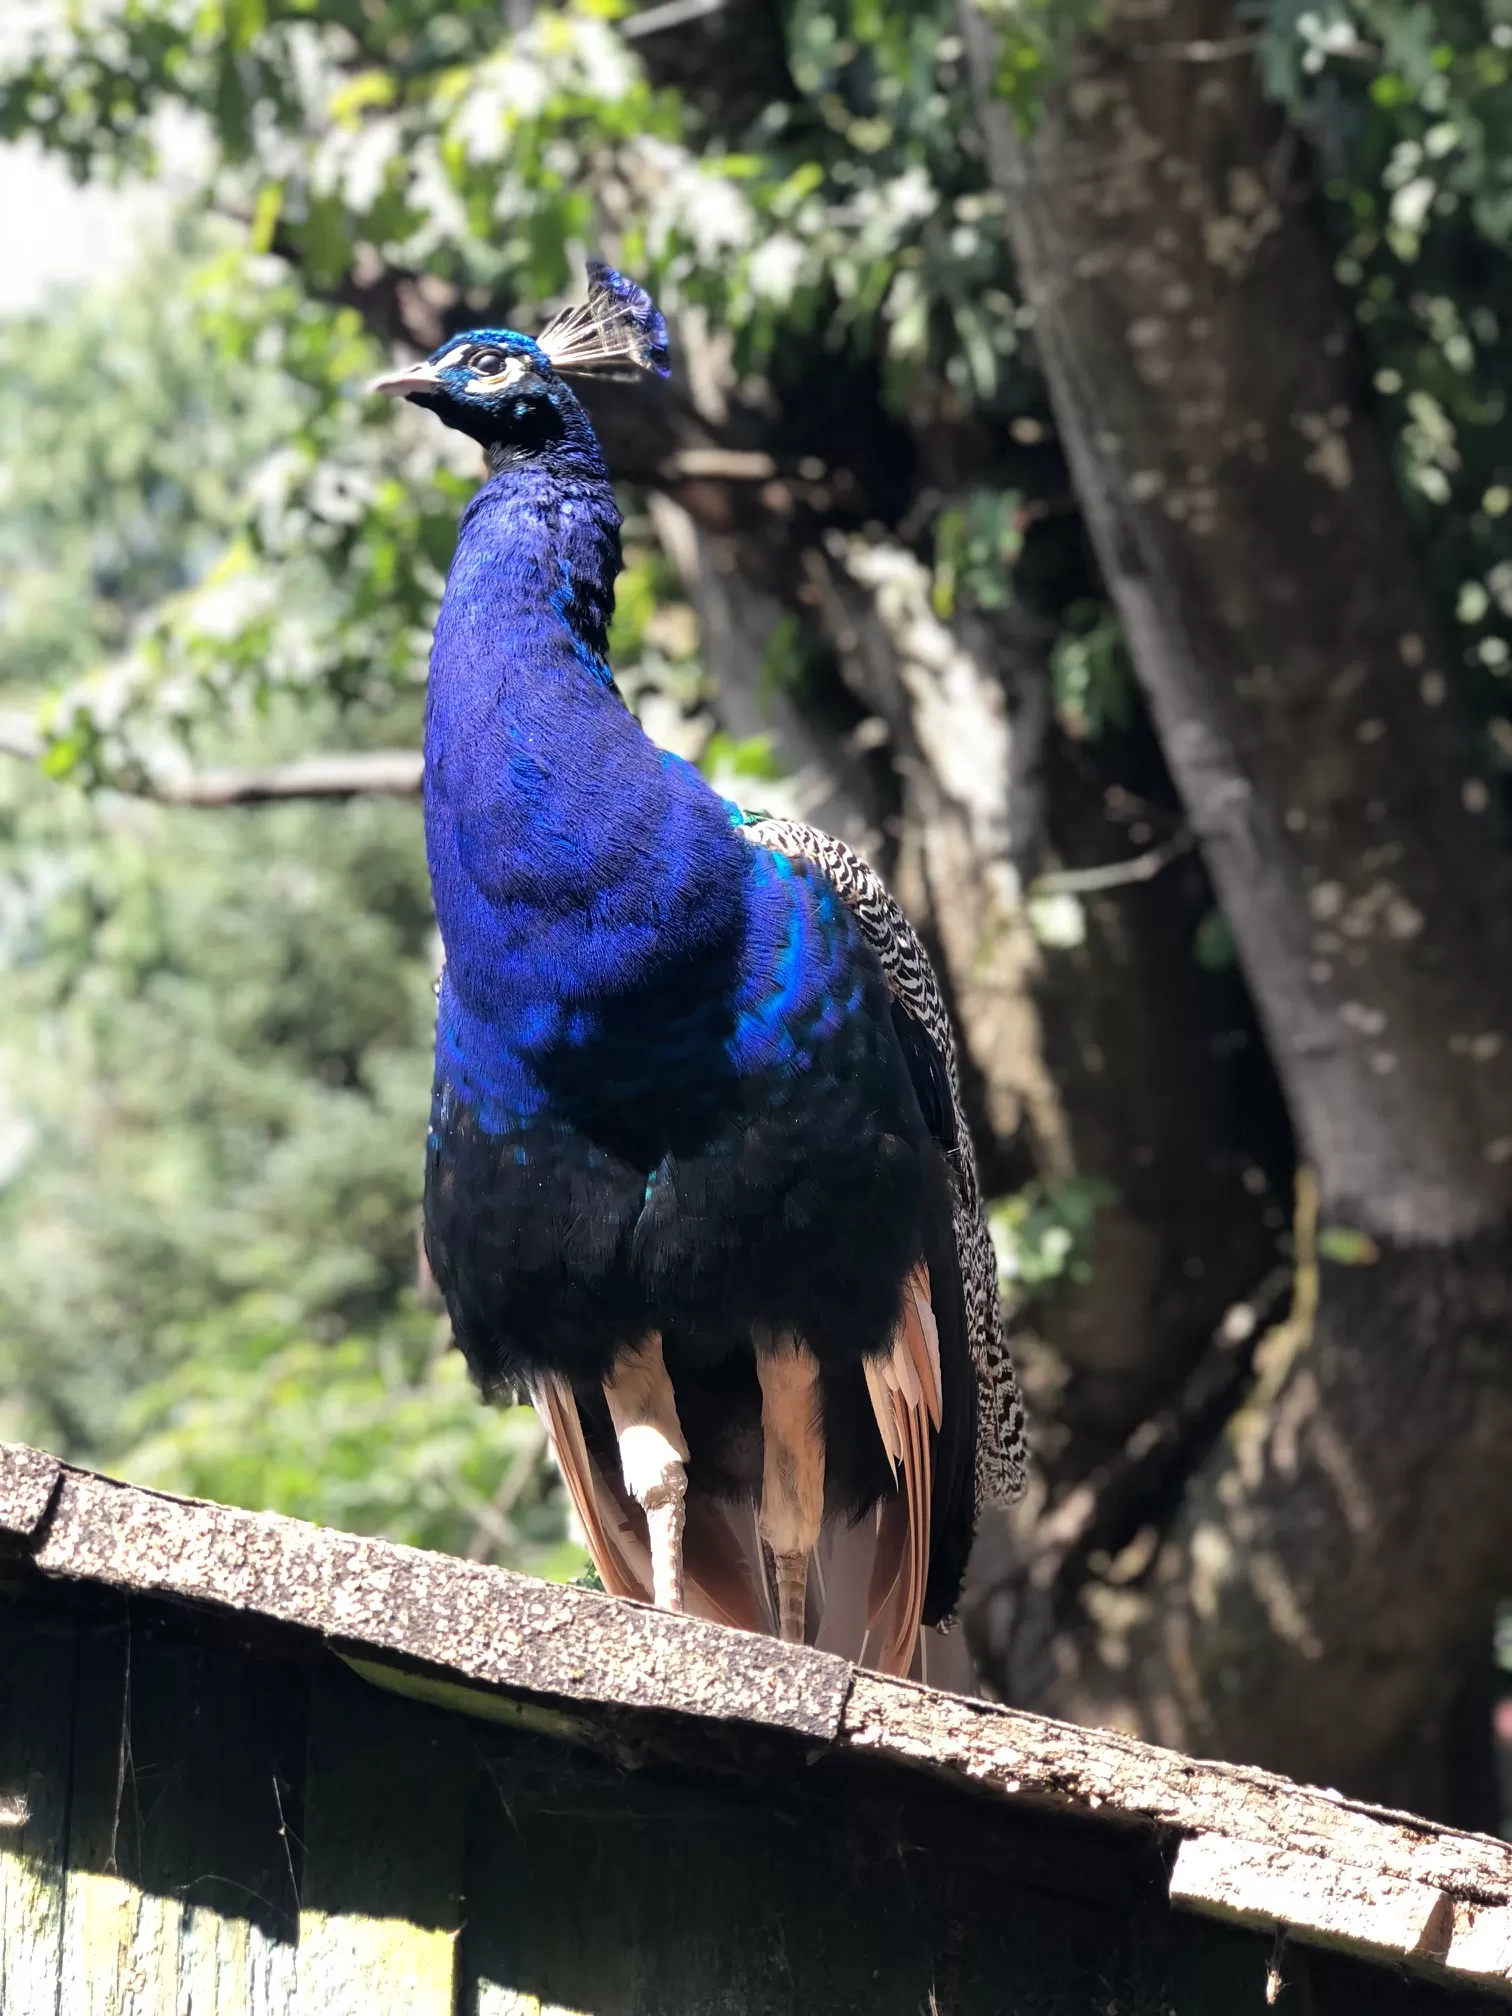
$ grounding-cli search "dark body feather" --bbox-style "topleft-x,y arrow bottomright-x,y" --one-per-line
416,334 -> 977,1623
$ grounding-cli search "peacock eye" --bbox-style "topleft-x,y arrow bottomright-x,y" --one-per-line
469,348 -> 505,376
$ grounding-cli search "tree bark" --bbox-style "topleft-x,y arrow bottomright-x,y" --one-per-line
799,524 -> 1061,1156
963,0 -> 1512,1810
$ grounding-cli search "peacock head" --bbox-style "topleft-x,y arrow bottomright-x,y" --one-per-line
371,260 -> 668,469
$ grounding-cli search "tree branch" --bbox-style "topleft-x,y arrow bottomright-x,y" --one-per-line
0,723 -> 422,805
1029,1257 -> 1295,1596
1028,828 -> 1194,897
621,0 -> 728,38
151,751 -> 423,805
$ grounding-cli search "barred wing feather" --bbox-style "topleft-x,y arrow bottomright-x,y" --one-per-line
739,814 -> 1028,1517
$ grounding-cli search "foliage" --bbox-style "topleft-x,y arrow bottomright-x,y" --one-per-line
0,232 -> 469,780
972,0 -> 1103,127
700,731 -> 788,786
116,1316 -> 578,1574
3,2 -> 1509,773
988,1177 -> 1117,1293
931,488 -> 1024,617
1192,908 -> 1238,974
1316,1223 -> 1382,1266
1050,603 -> 1132,742
1266,1 -> 1512,779
0,0 -> 1042,767
0,250 -> 580,1573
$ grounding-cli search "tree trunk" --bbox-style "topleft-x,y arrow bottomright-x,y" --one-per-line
963,0 -> 1512,1811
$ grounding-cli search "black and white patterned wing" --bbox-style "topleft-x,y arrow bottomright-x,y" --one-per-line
739,814 -> 1027,1512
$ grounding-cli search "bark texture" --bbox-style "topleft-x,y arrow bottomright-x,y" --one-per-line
963,0 -> 1512,1811
964,2 -> 1512,1238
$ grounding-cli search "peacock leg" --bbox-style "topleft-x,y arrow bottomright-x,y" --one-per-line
602,1332 -> 688,1613
754,1331 -> 825,1644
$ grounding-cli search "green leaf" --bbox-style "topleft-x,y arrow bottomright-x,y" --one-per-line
988,1177 -> 1117,1294
1193,909 -> 1237,972
1051,603 -> 1132,741
700,731 -> 788,783
1318,1226 -> 1382,1267
249,180 -> 284,254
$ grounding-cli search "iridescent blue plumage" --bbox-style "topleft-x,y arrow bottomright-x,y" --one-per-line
378,266 -> 978,1649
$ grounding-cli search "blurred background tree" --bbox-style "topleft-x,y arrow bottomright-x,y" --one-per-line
1,0 -> 1510,1823
0,238 -> 575,1576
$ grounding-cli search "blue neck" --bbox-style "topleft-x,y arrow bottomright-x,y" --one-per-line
423,460 -> 749,1101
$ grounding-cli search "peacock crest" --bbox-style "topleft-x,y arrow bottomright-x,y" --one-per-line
536,260 -> 671,381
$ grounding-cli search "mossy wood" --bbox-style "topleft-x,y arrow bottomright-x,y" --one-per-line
0,1444 -> 1509,2012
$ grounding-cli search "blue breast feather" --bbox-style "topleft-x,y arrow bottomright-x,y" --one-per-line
425,466 -> 869,1135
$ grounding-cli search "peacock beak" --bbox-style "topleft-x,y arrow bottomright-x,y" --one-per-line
369,360 -> 443,397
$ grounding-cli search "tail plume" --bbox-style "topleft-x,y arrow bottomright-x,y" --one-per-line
533,1262 -> 974,1690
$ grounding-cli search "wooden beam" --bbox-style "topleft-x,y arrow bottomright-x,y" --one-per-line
53,1608 -> 302,2014
10,1451 -> 851,1743
844,1673 -> 1512,1997
5,1443 -> 1512,1999
1171,1833 -> 1512,1982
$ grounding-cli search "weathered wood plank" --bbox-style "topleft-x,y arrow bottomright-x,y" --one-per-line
844,1670 -> 1512,1999
58,1623 -> 186,2016
294,1665 -> 467,2015
455,1715 -> 1506,2016
842,1670 -> 1512,1900
4,1567 -> 1503,2016
0,1603 -> 75,2013
169,1627 -> 303,2016
57,1606 -> 301,2016
474,1992 -> 589,2015
0,1448 -> 60,1538
11,1443 -> 1512,2004
1172,1832 -> 1512,1993
60,1868 -> 180,2016
26,1460 -> 848,1740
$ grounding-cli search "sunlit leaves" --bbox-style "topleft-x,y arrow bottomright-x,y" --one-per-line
1050,604 -> 1132,743
932,488 -> 1024,617
1271,0 -> 1512,765
0,0 -> 1062,773
988,1177 -> 1117,1293
0,233 -> 472,776
115,1313 -> 583,1574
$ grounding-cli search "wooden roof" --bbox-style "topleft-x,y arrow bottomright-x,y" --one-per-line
4,1440 -> 1512,2002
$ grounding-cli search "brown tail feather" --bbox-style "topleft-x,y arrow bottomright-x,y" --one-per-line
530,1373 -> 644,1601
531,1264 -> 960,1684
815,1514 -> 975,1692
534,1374 -> 771,1631
857,1262 -> 941,1676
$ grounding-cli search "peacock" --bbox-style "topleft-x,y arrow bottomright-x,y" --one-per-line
375,262 -> 1026,1682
